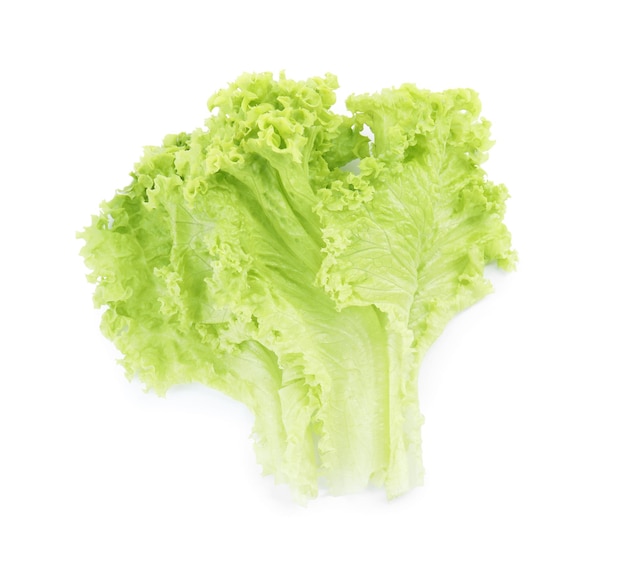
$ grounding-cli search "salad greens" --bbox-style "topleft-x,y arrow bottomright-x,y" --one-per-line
79,72 -> 515,501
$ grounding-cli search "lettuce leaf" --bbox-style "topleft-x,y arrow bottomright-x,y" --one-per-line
79,72 -> 515,501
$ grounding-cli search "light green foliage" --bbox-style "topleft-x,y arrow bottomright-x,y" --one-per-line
79,72 -> 515,501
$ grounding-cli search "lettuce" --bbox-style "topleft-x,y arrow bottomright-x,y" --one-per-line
79,72 -> 515,501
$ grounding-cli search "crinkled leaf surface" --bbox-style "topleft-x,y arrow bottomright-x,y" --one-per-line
79,72 -> 515,501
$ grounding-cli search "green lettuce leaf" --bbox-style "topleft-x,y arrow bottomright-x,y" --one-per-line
79,72 -> 515,501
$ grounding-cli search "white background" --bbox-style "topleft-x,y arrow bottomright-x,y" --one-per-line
2,1 -> 625,566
